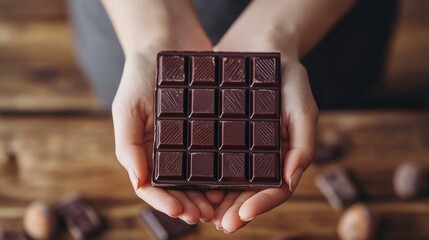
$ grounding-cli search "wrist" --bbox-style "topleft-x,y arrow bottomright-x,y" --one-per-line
123,35 -> 171,59
265,23 -> 302,62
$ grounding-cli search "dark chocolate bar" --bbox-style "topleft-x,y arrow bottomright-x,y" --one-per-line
55,196 -> 103,240
315,166 -> 359,210
153,51 -> 282,190
0,229 -> 28,240
139,209 -> 196,240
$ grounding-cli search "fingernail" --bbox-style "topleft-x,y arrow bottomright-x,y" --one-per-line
223,230 -> 229,234
240,216 -> 254,222
127,168 -> 139,191
200,218 -> 208,223
182,218 -> 198,225
288,168 -> 304,192
216,225 -> 223,231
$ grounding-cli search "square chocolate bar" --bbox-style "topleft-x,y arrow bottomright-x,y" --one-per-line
153,51 -> 282,190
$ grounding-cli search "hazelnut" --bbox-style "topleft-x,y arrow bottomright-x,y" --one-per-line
23,201 -> 58,239
393,162 -> 426,200
337,203 -> 377,240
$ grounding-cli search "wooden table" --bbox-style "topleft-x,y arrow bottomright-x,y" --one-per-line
0,111 -> 428,240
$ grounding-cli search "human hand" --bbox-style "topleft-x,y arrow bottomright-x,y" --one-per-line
211,19 -> 319,233
111,29 -> 226,223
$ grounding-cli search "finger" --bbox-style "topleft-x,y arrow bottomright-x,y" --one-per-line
205,190 -> 226,205
221,191 -> 256,233
111,59 -> 154,179
112,89 -> 151,184
213,192 -> 240,230
136,186 -> 183,217
112,98 -> 183,217
283,111 -> 317,191
281,62 -> 318,192
238,185 -> 291,222
186,191 -> 215,222
168,190 -> 201,224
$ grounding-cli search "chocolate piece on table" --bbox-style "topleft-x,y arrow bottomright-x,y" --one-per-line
55,196 -> 103,240
140,209 -> 196,240
153,52 -> 282,190
315,166 -> 359,211
0,229 -> 28,240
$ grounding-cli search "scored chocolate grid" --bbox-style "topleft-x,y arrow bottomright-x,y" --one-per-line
155,54 -> 280,183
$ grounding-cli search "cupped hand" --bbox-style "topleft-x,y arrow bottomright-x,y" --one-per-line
211,28 -> 319,233
111,34 -> 225,224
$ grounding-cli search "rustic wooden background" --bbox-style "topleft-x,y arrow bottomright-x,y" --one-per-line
0,0 -> 428,239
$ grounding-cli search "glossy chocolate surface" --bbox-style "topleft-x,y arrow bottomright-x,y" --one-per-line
153,51 -> 282,190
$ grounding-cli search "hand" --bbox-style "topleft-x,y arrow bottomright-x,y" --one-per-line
111,33 -> 225,223
211,21 -> 319,233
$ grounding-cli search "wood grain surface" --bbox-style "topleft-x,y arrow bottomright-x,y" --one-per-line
0,112 -> 428,239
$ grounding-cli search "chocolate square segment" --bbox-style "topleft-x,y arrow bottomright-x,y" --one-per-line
189,152 -> 216,181
221,57 -> 246,86
220,121 -> 247,149
156,152 -> 184,180
252,89 -> 280,118
190,89 -> 216,117
189,121 -> 216,149
251,121 -> 279,150
251,153 -> 280,182
159,56 -> 185,85
252,57 -> 278,87
220,153 -> 247,182
157,120 -> 184,149
191,56 -> 216,85
158,88 -> 185,117
154,52 -> 282,190
221,89 -> 246,118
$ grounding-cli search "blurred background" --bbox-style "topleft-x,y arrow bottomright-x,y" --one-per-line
0,0 -> 428,240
